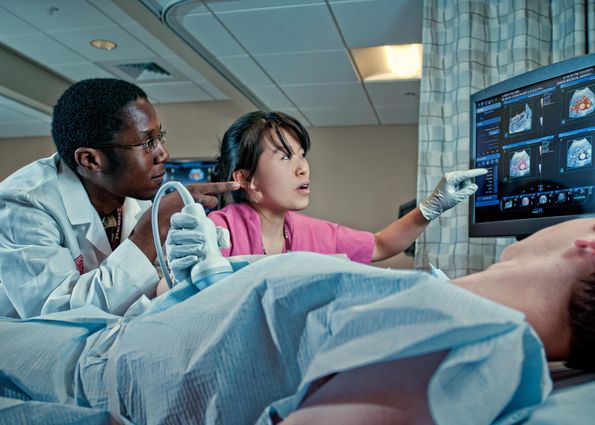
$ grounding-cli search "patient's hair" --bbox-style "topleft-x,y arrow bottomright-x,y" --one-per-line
212,111 -> 310,207
51,78 -> 148,171
566,273 -> 595,371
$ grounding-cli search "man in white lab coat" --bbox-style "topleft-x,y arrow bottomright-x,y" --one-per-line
0,78 -> 237,318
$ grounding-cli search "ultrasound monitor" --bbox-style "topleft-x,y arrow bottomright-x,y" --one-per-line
164,158 -> 217,185
469,53 -> 595,237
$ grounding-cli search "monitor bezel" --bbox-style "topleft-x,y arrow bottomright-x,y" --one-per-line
469,53 -> 595,238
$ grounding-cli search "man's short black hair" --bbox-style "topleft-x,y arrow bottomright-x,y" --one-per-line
51,78 -> 148,170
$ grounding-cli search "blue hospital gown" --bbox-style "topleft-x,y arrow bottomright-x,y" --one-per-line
0,252 -> 551,425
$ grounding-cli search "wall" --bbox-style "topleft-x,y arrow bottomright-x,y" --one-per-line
306,125 -> 418,269
0,136 -> 55,178
0,102 -> 418,269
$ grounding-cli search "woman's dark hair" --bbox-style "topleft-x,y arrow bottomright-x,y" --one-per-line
566,273 -> 595,371
51,78 -> 148,171
212,111 -> 311,207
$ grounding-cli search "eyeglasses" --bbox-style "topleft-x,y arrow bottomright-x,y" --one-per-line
95,130 -> 167,153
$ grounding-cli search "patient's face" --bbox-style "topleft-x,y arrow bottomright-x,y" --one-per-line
500,218 -> 595,263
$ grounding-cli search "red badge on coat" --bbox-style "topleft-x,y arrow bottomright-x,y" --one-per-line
74,255 -> 84,274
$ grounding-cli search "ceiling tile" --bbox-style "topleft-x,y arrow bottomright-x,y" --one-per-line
140,81 -> 214,103
0,0 -> 424,135
375,104 -> 419,124
87,0 -> 136,25
254,50 -> 358,85
162,54 -> 208,82
205,0 -> 323,12
365,80 -> 420,106
138,0 -> 174,16
122,22 -> 178,57
49,26 -> 156,62
0,6 -> 39,36
0,33 -> 84,65
52,62 -> 114,81
300,106 -> 378,126
0,0 -> 114,33
195,81 -> 229,101
330,0 -> 422,47
279,108 -> 311,126
215,4 -> 344,55
282,82 -> 370,109
250,85 -> 294,109
218,55 -> 273,87
169,12 -> 245,57
167,0 -> 208,17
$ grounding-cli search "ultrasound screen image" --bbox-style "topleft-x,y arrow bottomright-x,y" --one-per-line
567,137 -> 592,169
472,57 -> 595,234
509,149 -> 531,177
568,86 -> 595,119
509,103 -> 533,134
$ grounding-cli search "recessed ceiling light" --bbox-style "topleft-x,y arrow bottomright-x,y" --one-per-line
351,44 -> 423,81
90,39 -> 118,50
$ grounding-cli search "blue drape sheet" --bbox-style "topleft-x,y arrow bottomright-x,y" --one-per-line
0,252 -> 551,424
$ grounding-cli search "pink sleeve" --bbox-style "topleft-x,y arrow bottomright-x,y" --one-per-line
335,224 -> 375,264
288,213 -> 374,264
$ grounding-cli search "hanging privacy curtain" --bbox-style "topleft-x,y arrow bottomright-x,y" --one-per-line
415,0 -> 595,277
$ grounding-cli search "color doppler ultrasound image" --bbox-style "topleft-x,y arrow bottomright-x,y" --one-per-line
568,86 -> 595,119
509,149 -> 531,177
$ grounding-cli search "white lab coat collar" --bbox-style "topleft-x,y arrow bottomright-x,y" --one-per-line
121,197 -> 145,240
56,156 -> 147,256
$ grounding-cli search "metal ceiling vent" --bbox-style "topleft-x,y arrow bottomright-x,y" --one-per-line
116,62 -> 171,82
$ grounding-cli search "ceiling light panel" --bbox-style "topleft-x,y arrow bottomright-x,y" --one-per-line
351,44 -> 422,81
90,39 -> 117,50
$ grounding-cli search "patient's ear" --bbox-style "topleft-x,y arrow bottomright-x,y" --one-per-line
232,169 -> 251,188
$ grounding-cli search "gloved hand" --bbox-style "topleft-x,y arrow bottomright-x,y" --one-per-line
165,212 -> 230,283
419,168 -> 488,221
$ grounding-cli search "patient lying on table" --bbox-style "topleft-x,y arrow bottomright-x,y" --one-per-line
0,219 -> 593,425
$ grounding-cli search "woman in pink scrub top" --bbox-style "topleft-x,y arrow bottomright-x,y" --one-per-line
208,111 -> 486,263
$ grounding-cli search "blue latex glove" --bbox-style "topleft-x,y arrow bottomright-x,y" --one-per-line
419,168 -> 488,221
165,212 -> 230,284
